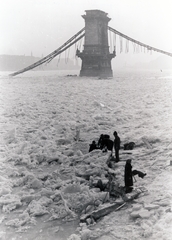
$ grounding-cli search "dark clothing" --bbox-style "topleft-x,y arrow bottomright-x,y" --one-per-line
89,142 -> 97,152
98,134 -> 112,151
114,135 -> 120,150
98,134 -> 109,149
132,170 -> 146,178
124,142 -> 135,150
98,135 -> 104,149
114,135 -> 120,162
115,149 -> 119,162
124,162 -> 146,193
102,134 -> 110,139
125,162 -> 133,188
103,139 -> 113,151
96,179 -> 106,191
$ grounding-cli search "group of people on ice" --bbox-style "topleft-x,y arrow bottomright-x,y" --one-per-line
89,131 -> 120,162
89,131 -> 146,193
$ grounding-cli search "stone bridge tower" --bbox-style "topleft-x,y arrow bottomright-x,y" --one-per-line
76,10 -> 115,77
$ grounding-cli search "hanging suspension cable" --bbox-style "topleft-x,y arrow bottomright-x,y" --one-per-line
132,42 -> 136,53
136,44 -> 139,53
74,37 -> 77,57
65,45 -> 70,64
125,39 -> 129,53
113,33 -> 116,48
57,53 -> 61,67
108,26 -> 172,57
108,30 -> 112,52
78,36 -> 83,51
10,28 -> 85,76
120,36 -> 123,53
65,46 -> 69,64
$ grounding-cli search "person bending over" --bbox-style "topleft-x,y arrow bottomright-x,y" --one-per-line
89,140 -> 98,152
124,159 -> 146,193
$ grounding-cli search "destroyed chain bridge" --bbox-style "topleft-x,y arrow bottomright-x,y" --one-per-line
10,10 -> 172,78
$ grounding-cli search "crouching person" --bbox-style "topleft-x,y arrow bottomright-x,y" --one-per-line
89,140 -> 98,152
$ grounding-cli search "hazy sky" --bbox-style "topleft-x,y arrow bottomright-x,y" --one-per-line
1,0 -> 172,63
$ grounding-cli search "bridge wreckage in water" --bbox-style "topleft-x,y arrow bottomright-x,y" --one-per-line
10,10 -> 172,78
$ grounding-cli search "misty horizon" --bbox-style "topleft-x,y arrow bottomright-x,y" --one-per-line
1,0 -> 172,67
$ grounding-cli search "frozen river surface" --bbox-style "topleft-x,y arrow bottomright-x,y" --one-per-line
0,70 -> 172,239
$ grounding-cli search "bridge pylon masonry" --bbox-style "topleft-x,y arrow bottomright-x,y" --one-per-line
76,10 -> 116,78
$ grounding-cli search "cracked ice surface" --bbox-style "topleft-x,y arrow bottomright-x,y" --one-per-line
0,70 -> 172,240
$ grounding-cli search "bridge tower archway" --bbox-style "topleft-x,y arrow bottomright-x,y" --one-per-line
76,10 -> 115,77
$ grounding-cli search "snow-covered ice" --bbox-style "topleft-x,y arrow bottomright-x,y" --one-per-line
0,69 -> 172,240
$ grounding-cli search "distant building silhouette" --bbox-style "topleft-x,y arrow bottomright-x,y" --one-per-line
0,55 -> 80,71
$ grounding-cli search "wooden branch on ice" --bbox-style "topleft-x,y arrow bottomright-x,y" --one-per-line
80,191 -> 142,223
80,202 -> 123,222
115,202 -> 126,211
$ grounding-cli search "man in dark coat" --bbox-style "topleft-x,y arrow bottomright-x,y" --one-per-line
113,131 -> 120,162
124,159 -> 146,193
124,159 -> 133,193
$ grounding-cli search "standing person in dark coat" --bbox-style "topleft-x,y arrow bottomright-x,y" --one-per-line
124,159 -> 146,193
124,159 -> 133,193
113,131 -> 120,162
